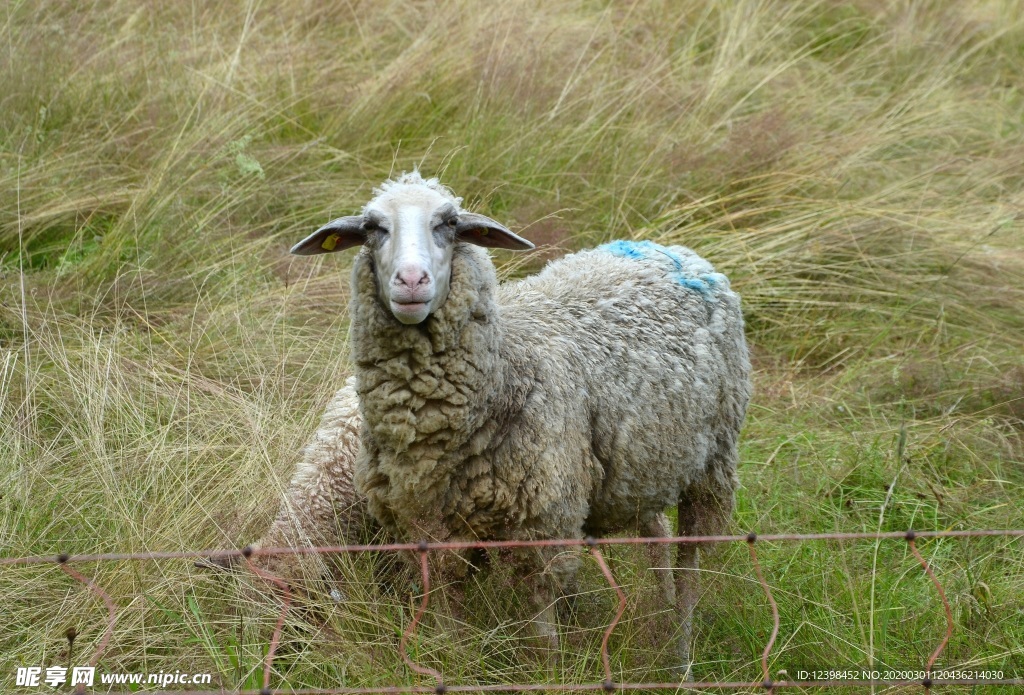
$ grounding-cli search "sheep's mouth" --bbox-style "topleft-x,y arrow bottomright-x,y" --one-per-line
389,300 -> 431,324
392,300 -> 427,310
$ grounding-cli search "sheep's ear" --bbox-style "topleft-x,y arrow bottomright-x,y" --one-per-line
455,213 -> 534,251
291,216 -> 366,255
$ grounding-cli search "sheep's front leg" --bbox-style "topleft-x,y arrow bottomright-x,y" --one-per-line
515,547 -> 580,662
526,571 -> 561,653
427,548 -> 478,631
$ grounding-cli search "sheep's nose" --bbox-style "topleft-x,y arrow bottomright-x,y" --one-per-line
393,267 -> 430,289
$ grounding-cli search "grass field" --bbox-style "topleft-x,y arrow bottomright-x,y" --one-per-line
2,1 -> 1023,692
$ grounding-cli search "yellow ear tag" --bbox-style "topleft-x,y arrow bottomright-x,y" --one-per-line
321,233 -> 340,251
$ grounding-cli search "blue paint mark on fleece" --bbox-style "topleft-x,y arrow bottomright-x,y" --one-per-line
600,239 -> 650,260
598,240 -> 723,298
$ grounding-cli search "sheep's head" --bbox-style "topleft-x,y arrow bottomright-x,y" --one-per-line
292,173 -> 533,325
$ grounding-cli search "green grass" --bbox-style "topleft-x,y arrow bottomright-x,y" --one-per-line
2,0 -> 1023,692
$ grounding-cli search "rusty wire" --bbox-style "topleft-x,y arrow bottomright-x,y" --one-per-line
746,534 -> 779,692
243,552 -> 293,692
5,528 -> 1024,567
398,544 -> 444,684
587,541 -> 627,688
906,531 -> 956,694
10,528 -> 1023,693
58,561 -> 118,695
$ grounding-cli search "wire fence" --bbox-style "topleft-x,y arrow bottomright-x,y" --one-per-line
4,529 -> 1024,694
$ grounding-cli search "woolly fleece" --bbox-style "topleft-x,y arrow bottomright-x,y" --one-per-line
351,241 -> 751,552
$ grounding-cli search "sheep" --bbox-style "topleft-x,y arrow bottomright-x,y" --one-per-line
200,378 -> 380,585
250,378 -> 380,576
289,172 -> 752,675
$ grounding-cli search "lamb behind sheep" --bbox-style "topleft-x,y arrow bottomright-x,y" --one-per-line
200,378 -> 380,583
251,378 -> 378,571
290,173 -> 752,675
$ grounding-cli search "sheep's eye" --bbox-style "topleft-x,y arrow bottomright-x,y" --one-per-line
447,217 -> 458,228
363,220 -> 383,233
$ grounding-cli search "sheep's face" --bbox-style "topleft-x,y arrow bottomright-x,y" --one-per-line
362,185 -> 461,325
291,176 -> 533,325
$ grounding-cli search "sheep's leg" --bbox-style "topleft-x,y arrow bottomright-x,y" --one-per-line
526,572 -> 561,653
674,436 -> 739,680
675,501 -> 701,681
428,549 -> 475,632
516,547 -> 579,665
643,513 -> 676,611
557,572 -> 581,625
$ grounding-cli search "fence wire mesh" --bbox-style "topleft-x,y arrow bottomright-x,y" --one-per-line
4,529 -> 1024,694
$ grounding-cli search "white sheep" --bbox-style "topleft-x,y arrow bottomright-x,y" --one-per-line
202,378 -> 379,582
251,378 -> 378,573
290,172 -> 752,675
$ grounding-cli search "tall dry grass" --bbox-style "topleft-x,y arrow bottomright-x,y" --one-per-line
2,1 -> 1023,690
